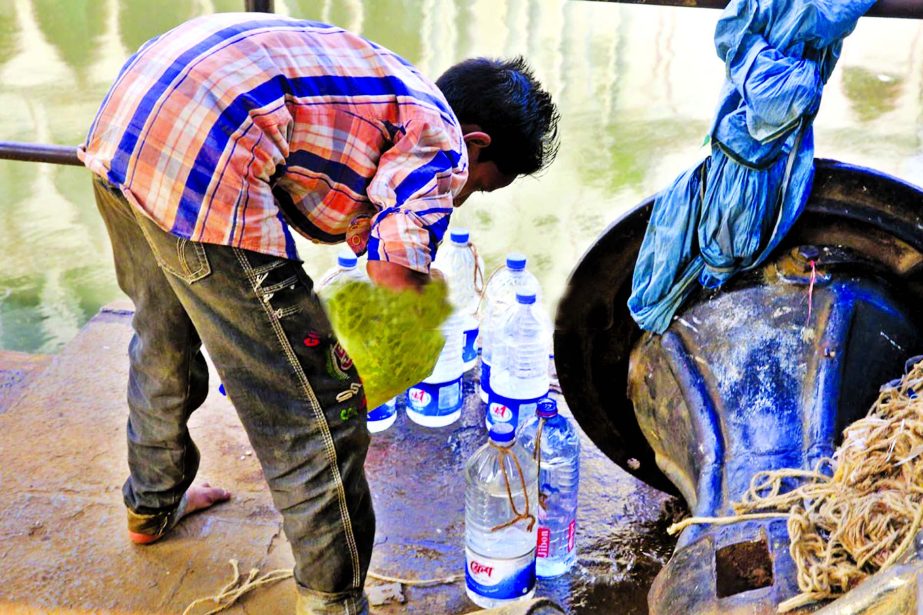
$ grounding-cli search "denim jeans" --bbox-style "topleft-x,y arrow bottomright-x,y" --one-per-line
93,176 -> 373,615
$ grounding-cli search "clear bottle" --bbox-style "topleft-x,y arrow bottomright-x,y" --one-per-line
518,397 -> 580,577
465,423 -> 539,608
486,292 -> 550,430
433,228 -> 482,372
479,254 -> 541,403
406,311 -> 465,427
367,397 -> 397,433
316,249 -> 368,298
317,250 -> 393,431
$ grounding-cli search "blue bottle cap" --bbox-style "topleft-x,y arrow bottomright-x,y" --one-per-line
516,292 -> 536,305
450,228 -> 470,245
506,253 -> 527,271
338,253 -> 358,268
536,397 -> 558,418
489,423 -> 515,444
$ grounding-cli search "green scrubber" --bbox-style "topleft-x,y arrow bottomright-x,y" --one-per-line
324,280 -> 452,410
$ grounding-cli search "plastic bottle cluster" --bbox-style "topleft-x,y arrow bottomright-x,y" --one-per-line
481,255 -> 553,431
465,397 -> 580,607
316,232 -> 556,449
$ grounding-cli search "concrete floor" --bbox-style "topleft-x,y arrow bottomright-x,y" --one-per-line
0,305 -> 675,614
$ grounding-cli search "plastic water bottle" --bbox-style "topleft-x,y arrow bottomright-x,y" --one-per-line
486,292 -> 550,430
433,228 -> 482,372
367,397 -> 397,433
465,423 -> 538,608
479,254 -> 541,403
316,249 -> 368,297
406,311 -> 465,427
317,250 -> 398,432
519,398 -> 580,577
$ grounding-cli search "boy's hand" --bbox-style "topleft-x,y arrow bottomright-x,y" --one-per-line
367,260 -> 435,292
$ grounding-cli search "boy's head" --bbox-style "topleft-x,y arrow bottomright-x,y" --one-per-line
437,57 -> 560,204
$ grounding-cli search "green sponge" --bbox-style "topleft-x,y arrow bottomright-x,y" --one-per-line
324,280 -> 452,410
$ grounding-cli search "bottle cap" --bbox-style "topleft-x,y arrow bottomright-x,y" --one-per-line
338,252 -> 358,268
506,253 -> 527,271
450,228 -> 470,245
536,397 -> 558,418
489,423 -> 515,444
516,292 -> 536,305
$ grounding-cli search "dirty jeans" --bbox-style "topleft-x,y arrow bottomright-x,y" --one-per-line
92,176 -> 373,615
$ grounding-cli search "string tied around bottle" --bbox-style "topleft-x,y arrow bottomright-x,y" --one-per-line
488,440 -> 536,533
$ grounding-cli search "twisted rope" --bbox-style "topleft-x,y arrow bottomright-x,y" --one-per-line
489,442 -> 536,532
183,560 -> 462,615
668,358 -> 923,612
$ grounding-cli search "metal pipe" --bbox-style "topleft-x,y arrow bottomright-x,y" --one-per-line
592,0 -> 922,19
245,0 -> 274,12
0,142 -> 82,166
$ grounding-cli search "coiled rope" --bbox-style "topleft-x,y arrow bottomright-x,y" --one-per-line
668,357 -> 923,612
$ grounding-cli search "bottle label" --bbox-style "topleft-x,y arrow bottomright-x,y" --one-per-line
407,377 -> 463,416
465,548 -> 536,601
536,527 -> 550,558
367,400 -> 396,422
485,391 -> 547,429
567,519 -> 577,553
462,326 -> 479,364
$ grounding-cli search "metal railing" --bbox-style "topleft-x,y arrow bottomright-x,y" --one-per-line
0,0 -> 918,168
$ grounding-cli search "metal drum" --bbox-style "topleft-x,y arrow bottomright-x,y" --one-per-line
554,160 -> 923,613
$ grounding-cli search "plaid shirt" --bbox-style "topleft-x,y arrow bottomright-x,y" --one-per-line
80,13 -> 468,273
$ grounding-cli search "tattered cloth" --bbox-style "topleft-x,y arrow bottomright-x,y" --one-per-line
628,0 -> 876,334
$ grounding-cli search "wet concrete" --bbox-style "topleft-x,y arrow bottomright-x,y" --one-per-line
0,305 -> 676,614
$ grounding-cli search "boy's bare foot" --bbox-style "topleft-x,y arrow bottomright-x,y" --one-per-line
129,483 -> 231,545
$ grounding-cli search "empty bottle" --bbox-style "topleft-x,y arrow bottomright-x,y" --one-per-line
433,228 -> 482,372
367,397 -> 397,433
486,292 -> 551,430
406,311 -> 465,427
479,254 -> 541,403
465,423 -> 538,608
316,249 -> 368,298
519,397 -> 580,577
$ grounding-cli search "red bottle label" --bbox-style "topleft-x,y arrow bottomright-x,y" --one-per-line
536,527 -> 551,558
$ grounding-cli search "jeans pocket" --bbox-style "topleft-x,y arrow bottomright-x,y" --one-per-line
135,212 -> 211,284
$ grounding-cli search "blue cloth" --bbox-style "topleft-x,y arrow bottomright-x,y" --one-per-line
628,0 -> 875,334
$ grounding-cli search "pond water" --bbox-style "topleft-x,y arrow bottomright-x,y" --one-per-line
0,0 -> 921,353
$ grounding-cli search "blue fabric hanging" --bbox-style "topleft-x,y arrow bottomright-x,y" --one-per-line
628,0 -> 876,334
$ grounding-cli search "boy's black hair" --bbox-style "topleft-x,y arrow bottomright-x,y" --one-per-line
436,57 -> 560,177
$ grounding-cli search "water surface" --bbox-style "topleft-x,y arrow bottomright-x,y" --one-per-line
0,0 -> 920,352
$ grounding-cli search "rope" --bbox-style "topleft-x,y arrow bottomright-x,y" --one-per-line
182,560 -> 292,615
489,442 -> 536,532
670,358 -> 923,612
183,560 -> 462,615
805,259 -> 816,326
533,417 -> 548,511
470,242 -> 485,296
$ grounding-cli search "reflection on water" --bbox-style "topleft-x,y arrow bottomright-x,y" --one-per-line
0,0 -> 921,352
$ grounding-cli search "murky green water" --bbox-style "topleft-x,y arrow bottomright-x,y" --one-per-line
0,0 -> 920,353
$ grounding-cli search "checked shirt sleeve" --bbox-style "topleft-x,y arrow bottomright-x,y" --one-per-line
366,117 -> 468,273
